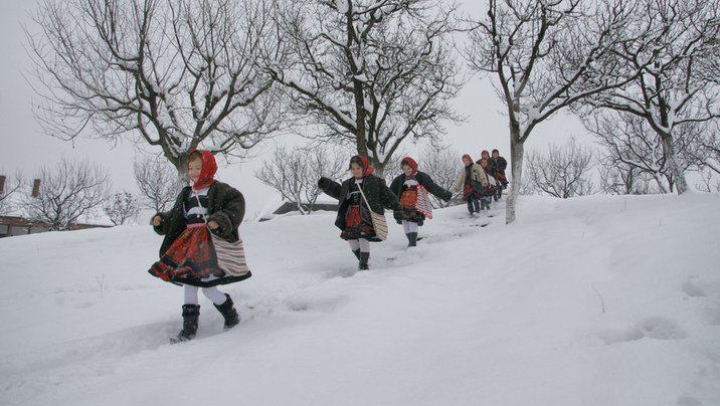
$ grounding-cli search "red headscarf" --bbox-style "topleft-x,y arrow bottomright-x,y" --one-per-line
349,155 -> 374,179
188,150 -> 218,190
401,157 -> 418,175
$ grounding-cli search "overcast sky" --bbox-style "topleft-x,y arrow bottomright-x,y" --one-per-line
0,0 -> 589,220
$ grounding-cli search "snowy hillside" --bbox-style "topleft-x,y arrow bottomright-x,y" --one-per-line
1,194 -> 719,406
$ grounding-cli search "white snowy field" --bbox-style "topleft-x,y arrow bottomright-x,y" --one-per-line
1,193 -> 719,406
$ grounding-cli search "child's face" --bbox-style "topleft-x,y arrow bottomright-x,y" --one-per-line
492,151 -> 499,158
482,152 -> 490,159
350,162 -> 364,179
188,158 -> 203,183
402,164 -> 413,176
480,159 -> 488,167
462,157 -> 472,166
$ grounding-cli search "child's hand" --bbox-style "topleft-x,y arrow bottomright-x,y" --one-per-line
152,216 -> 162,226
208,220 -> 220,230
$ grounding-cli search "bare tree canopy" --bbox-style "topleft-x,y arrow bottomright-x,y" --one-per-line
585,111 -> 704,193
23,157 -> 111,231
0,171 -> 24,216
104,191 -> 141,225
134,154 -> 184,212
27,0 -> 284,173
579,0 -> 720,194
524,138 -> 595,198
255,144 -> 348,214
465,0 -> 635,222
418,145 -> 463,207
269,0 -> 465,175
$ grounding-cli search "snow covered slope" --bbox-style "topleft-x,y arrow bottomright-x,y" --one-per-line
1,194 -> 719,406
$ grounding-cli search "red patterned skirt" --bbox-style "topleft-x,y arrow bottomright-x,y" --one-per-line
149,223 -> 224,286
340,204 -> 378,241
400,189 -> 425,222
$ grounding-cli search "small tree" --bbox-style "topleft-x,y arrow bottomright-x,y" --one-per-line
23,157 -> 111,230
418,145 -> 462,207
524,138 -> 595,198
256,144 -> 347,214
104,192 -> 141,225
0,171 -> 23,215
585,111 -> 704,193
134,154 -> 185,212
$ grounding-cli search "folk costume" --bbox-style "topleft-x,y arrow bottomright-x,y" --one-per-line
318,155 -> 402,270
148,150 -> 248,342
453,155 -> 488,215
389,157 -> 452,246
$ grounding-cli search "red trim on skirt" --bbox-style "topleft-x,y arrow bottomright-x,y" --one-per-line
149,223 -> 224,284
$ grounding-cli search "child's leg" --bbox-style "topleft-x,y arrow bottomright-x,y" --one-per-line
201,286 -> 228,305
205,287 -> 240,329
358,238 -> 371,270
348,239 -> 361,260
467,197 -> 474,214
403,220 -> 419,247
184,285 -> 200,305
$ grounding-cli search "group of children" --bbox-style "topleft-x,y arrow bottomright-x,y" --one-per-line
453,149 -> 509,215
147,148 -> 508,343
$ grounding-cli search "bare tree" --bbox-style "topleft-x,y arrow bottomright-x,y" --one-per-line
134,154 -> 184,212
0,171 -> 23,215
580,0 -> 720,195
27,0 -> 284,176
524,138 -> 595,198
269,0 -> 465,176
23,157 -> 111,230
696,168 -> 720,193
256,144 -> 348,214
104,191 -> 141,225
586,111 -> 706,193
418,145 -> 462,207
598,161 -> 654,195
465,0 -> 635,222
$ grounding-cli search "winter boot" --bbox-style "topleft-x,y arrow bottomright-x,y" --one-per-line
352,249 -> 361,260
173,304 -> 200,343
407,232 -> 418,247
214,294 -> 240,329
474,200 -> 481,212
359,252 -> 370,271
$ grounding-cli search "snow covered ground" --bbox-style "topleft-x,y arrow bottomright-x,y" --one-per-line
1,193 -> 719,406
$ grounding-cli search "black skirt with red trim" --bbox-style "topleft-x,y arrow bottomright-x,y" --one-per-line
340,204 -> 379,241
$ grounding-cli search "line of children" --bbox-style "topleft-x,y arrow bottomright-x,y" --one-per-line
148,150 -> 507,342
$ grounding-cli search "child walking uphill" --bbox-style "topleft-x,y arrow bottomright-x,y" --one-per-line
318,155 -> 403,271
149,150 -> 251,343
452,154 -> 489,216
389,157 -> 452,247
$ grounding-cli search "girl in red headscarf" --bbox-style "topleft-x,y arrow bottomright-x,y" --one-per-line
389,157 -> 453,247
318,155 -> 402,271
148,150 -> 251,343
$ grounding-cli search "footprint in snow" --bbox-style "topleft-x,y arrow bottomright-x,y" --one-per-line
596,317 -> 687,344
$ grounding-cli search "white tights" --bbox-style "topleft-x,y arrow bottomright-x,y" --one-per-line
402,220 -> 418,234
184,285 -> 228,306
348,238 -> 370,253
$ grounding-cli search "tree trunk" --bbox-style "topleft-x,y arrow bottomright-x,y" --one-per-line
506,138 -> 524,224
661,134 -> 689,194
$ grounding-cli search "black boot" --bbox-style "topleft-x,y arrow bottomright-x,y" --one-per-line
407,232 -> 418,247
352,249 -> 361,260
172,304 -> 200,343
214,294 -> 240,329
359,252 -> 370,271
